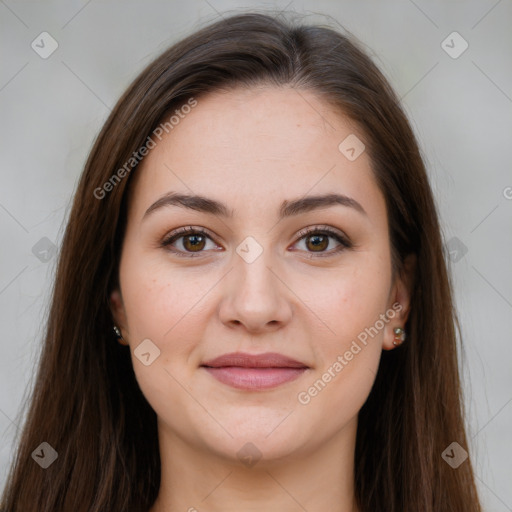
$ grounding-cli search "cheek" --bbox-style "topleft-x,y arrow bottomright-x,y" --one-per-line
296,252 -> 390,403
305,253 -> 391,345
119,250 -> 216,360
119,256 -> 211,405
124,280 -> 190,338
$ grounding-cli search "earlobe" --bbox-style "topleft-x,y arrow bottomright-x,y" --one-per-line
109,289 -> 128,344
383,253 -> 416,351
394,253 -> 416,322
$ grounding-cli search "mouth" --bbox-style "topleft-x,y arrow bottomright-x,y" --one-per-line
200,352 -> 309,391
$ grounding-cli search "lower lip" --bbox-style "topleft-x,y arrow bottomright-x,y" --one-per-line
202,366 -> 307,390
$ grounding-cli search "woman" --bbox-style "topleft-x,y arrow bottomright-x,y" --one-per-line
1,11 -> 482,512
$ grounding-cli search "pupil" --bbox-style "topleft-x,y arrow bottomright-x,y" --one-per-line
308,234 -> 327,251
185,235 -> 205,251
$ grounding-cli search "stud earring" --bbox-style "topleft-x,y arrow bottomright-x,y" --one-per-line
393,327 -> 406,346
113,325 -> 127,345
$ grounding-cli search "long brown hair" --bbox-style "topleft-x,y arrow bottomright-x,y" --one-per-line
1,11 -> 482,512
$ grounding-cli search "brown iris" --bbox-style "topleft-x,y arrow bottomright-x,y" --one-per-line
306,234 -> 329,252
183,234 -> 206,252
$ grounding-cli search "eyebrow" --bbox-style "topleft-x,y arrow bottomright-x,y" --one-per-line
143,191 -> 367,220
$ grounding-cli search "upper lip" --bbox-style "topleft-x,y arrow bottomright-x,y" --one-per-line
201,352 -> 308,369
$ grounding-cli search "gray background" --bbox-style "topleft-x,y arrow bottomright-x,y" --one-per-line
1,0 -> 511,509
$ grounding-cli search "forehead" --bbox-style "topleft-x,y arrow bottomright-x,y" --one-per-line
129,86 -> 385,222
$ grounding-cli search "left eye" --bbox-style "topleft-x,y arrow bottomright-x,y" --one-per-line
161,226 -> 351,258
292,228 -> 351,257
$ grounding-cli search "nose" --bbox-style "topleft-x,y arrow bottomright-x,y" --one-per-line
218,243 -> 293,333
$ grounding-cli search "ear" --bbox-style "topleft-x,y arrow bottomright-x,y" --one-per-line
382,253 -> 416,351
109,289 -> 129,345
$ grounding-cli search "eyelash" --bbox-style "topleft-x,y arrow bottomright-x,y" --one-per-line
161,225 -> 352,259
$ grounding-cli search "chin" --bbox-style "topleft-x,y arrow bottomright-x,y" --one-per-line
201,413 -> 313,464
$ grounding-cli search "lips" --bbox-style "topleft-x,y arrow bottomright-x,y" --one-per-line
202,352 -> 308,369
201,352 -> 309,390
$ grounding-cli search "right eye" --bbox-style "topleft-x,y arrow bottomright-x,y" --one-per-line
161,227 -> 222,258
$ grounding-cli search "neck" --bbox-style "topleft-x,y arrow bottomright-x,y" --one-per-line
149,418 -> 360,512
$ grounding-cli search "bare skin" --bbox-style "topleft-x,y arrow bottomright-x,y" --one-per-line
110,86 -> 414,512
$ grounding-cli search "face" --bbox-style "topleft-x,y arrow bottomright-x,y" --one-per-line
110,86 -> 412,463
